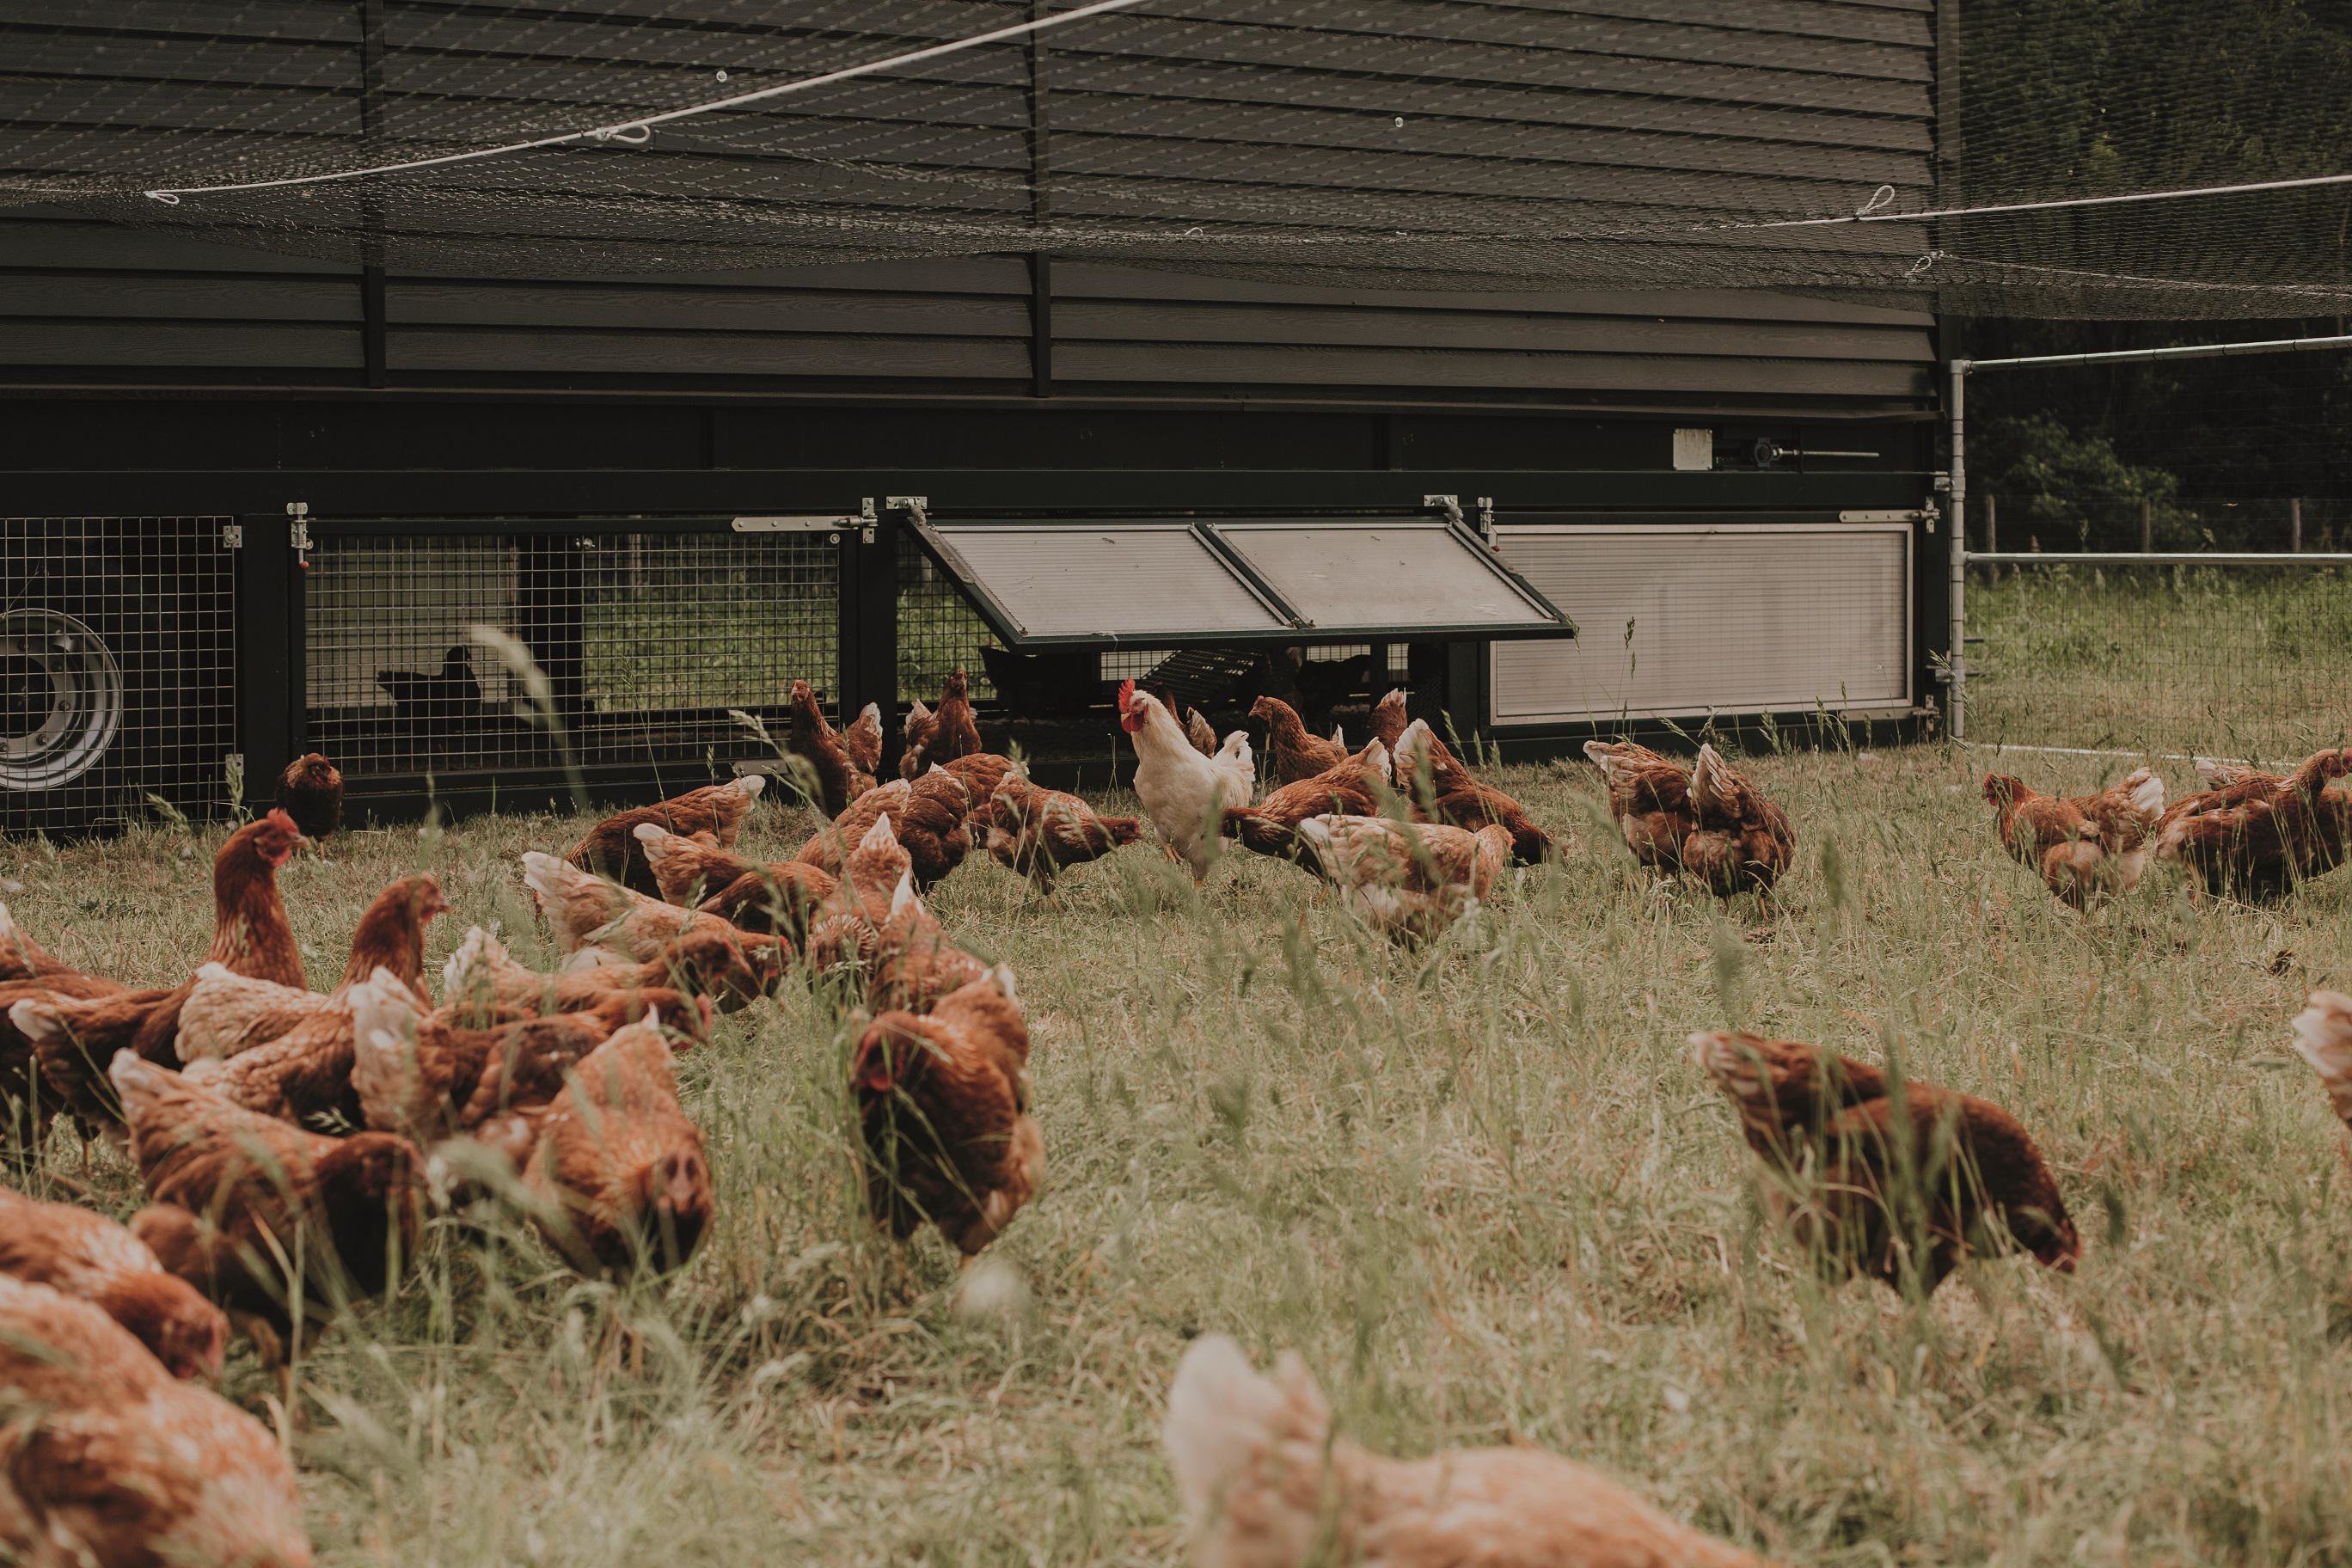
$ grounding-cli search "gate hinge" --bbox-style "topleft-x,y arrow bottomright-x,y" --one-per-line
858,496 -> 879,545
1422,493 -> 1463,526
221,524 -> 244,548
886,495 -> 928,526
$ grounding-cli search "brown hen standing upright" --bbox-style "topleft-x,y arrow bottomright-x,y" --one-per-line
787,679 -> 876,813
1692,1031 -> 2079,1293
2157,745 -> 2352,899
1367,687 -> 1410,751
10,811 -> 308,1136
1164,1334 -> 1777,1568
563,775 -> 767,896
1253,695 -> 1344,787
175,872 -> 449,1062
274,752 -> 345,841
853,969 -> 1039,1258
1984,768 -> 2166,908
900,668 -> 983,778
0,1276 -> 311,1568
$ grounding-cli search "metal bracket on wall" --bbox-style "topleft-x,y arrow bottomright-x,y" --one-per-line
732,515 -> 860,536
285,501 -> 312,567
1422,493 -> 1463,526
221,524 -> 244,548
885,496 -> 929,526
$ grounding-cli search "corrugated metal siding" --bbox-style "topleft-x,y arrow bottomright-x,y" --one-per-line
0,1 -> 1935,406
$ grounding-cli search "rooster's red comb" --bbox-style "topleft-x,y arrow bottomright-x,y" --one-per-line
1116,678 -> 1136,712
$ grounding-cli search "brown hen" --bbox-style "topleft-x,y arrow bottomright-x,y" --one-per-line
520,1016 -> 714,1277
1222,738 -> 1390,860
980,774 -> 1143,892
0,1276 -> 310,1568
1164,1334 -> 1776,1568
788,678 -> 877,813
853,969 -> 1039,1257
1985,768 -> 2166,907
1693,1031 -> 2079,1293
1394,720 -> 1554,865
900,668 -> 984,778
794,776 -> 911,874
113,1051 -> 424,1374
1253,695 -> 1344,786
274,751 -> 345,841
2157,746 -> 2352,899
10,811 -> 308,1134
0,1185 -> 226,1380
562,775 -> 766,896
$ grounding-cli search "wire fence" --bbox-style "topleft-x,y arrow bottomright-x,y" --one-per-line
307,529 -> 837,781
2,516 -> 236,836
1963,554 -> 2352,761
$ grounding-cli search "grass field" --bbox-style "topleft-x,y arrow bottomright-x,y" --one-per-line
8,739 -> 2352,1565
1969,568 -> 2352,760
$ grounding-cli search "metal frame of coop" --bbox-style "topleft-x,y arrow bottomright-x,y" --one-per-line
4,467 -> 1943,835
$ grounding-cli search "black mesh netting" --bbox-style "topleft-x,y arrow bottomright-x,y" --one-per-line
3,0 -> 2348,316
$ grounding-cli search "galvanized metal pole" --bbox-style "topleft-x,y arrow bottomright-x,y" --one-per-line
2140,499 -> 2153,554
2291,496 -> 2303,552
1947,358 -> 1967,741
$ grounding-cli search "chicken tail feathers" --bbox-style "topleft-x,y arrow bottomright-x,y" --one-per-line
2121,766 -> 2166,821
2293,989 -> 2352,1130
1163,1335 -> 1334,1541
442,924 -> 511,1005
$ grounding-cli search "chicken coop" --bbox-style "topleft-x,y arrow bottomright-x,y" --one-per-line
1,2 -> 1948,834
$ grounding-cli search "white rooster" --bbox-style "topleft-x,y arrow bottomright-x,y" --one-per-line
1118,680 -> 1253,881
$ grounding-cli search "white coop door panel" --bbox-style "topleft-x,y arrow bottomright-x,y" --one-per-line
1205,519 -> 1559,631
1489,522 -> 1911,725
929,523 -> 1289,639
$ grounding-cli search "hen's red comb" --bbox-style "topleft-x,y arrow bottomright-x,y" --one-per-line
1116,678 -> 1136,711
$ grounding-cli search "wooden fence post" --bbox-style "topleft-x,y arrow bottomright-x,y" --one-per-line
2140,498 -> 2153,554
1983,494 -> 1998,583
2290,496 -> 2302,552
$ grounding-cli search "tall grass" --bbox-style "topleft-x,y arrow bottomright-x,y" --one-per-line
5,741 -> 2352,1564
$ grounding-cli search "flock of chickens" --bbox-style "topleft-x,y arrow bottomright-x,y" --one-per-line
3,664 -> 2352,1567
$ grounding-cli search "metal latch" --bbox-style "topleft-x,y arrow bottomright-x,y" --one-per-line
858,496 -> 878,544
285,501 -> 312,569
221,523 -> 244,548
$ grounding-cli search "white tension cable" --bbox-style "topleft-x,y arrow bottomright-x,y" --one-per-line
142,0 -> 1153,205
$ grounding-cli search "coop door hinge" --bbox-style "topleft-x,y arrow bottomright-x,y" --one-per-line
221,524 -> 243,548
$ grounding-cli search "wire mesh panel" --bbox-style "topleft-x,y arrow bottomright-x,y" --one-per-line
1490,521 -> 1911,726
899,548 -> 999,707
305,524 -> 838,782
2,516 -> 236,836
1967,561 -> 2352,761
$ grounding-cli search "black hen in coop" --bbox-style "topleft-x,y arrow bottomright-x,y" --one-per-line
377,645 -> 487,729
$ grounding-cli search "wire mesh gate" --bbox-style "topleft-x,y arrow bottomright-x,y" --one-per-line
2,516 -> 237,836
303,518 -> 844,800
